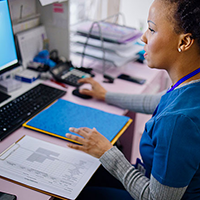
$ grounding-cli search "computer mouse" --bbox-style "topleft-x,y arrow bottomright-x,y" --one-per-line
72,88 -> 92,99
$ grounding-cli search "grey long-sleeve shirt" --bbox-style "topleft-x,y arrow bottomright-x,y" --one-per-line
105,90 -> 166,114
99,90 -> 187,200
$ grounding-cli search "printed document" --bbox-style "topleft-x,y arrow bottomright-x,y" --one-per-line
39,0 -> 67,6
0,135 -> 100,199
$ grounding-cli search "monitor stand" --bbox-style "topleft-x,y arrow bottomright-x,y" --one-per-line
0,90 -> 11,104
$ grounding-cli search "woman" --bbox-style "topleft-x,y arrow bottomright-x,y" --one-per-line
66,0 -> 200,199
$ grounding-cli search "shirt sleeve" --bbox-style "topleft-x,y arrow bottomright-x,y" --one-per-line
105,90 -> 166,114
100,146 -> 187,200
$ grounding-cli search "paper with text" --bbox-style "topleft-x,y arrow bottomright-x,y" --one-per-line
16,26 -> 47,68
0,135 -> 100,200
39,0 -> 67,6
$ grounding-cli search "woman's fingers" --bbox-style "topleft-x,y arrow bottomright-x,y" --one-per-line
81,127 -> 93,133
66,127 -> 93,153
69,127 -> 88,137
66,127 -> 93,143
78,78 -> 107,100
66,142 -> 84,151
79,89 -> 93,96
66,127 -> 113,158
65,133 -> 84,144
78,77 -> 94,84
66,128 -> 88,143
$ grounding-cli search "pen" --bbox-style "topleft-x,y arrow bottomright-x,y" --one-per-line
50,79 -> 68,89
0,135 -> 24,159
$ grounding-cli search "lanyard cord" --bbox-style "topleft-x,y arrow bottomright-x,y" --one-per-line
152,67 -> 200,116
167,67 -> 200,93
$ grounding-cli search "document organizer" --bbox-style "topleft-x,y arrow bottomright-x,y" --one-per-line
23,99 -> 132,145
71,13 -> 143,73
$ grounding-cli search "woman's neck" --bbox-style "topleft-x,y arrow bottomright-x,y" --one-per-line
169,57 -> 200,86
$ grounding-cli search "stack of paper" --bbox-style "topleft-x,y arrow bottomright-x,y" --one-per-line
75,20 -> 142,44
16,26 -> 47,68
70,20 -> 144,68
71,35 -> 144,67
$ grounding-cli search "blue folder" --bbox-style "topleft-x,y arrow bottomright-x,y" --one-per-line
23,99 -> 132,144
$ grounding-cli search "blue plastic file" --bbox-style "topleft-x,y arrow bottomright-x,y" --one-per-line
23,99 -> 132,144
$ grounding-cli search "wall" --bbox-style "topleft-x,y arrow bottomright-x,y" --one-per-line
8,0 -> 70,60
70,0 -> 121,25
119,0 -> 154,31
36,1 -> 70,60
9,0 -> 36,21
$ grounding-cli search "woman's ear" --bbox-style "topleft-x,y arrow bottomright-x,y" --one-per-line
178,33 -> 194,52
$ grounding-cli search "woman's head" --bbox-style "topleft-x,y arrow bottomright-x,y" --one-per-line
163,0 -> 200,49
141,0 -> 200,72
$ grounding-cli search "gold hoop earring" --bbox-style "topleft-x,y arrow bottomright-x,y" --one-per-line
178,48 -> 182,52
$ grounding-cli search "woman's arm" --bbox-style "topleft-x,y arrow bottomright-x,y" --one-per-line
100,146 -> 187,200
105,91 -> 166,114
66,127 -> 187,200
78,77 -> 166,114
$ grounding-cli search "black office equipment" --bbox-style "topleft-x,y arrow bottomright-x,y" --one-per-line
50,62 -> 93,87
103,74 -> 115,83
117,73 -> 146,85
0,83 -> 66,141
0,92 -> 11,104
72,88 -> 92,99
0,192 -> 17,200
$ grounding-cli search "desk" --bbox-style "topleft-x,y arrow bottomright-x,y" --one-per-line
0,61 -> 169,200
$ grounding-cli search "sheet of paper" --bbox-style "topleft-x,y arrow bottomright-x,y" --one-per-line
16,26 -> 47,68
39,0 -> 67,6
0,135 -> 100,200
71,43 -> 141,67
39,0 -> 56,6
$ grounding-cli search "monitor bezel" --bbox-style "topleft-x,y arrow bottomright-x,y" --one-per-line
0,0 -> 20,76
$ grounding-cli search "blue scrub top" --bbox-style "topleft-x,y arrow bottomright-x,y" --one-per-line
140,81 -> 200,200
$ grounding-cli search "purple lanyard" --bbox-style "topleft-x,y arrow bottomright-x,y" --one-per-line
152,67 -> 200,116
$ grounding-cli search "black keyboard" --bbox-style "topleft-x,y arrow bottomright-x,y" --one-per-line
0,83 -> 66,141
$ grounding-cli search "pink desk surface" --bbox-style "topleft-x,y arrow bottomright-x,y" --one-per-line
45,61 -> 167,115
0,61 -> 167,200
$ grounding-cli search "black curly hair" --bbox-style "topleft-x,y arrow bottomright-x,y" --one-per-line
162,0 -> 200,49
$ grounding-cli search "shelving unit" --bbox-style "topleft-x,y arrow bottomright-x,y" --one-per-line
70,14 -> 144,75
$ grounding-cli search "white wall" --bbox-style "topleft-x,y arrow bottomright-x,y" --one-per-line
9,0 -> 36,21
119,0 -> 154,31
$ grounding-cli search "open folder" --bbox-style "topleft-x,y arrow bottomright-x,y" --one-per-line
0,135 -> 101,200
23,99 -> 132,144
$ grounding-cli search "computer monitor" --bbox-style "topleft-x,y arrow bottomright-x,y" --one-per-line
0,0 -> 20,103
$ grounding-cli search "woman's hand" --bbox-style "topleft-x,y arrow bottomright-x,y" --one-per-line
78,78 -> 107,101
66,127 -> 113,158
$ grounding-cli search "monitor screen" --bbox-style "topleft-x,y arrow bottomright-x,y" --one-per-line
0,0 -> 19,75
